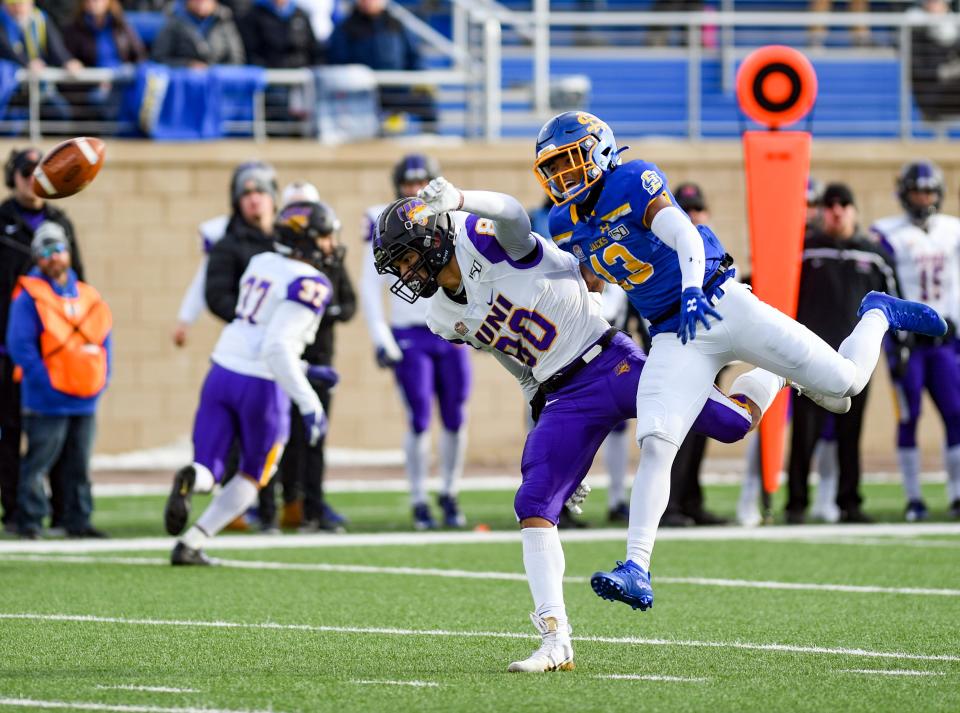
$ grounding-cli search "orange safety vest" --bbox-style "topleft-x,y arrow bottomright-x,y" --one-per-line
15,275 -> 112,398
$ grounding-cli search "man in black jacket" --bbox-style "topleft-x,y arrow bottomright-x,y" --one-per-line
785,182 -> 899,524
205,161 -> 278,323
0,147 -> 83,533
276,192 -> 356,532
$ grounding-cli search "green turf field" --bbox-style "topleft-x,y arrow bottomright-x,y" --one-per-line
1,483 -> 958,713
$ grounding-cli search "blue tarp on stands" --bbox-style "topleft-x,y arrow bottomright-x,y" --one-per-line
119,63 -> 265,140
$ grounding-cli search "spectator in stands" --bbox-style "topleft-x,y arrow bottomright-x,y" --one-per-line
327,0 -> 438,132
0,147 -> 83,536
648,0 -> 703,47
809,0 -> 871,47
276,182 -> 355,533
7,224 -> 111,539
910,0 -> 960,121
151,0 -> 245,68
238,0 -> 322,68
785,182 -> 896,525
65,0 -> 146,67
0,0 -> 82,71
62,0 -> 146,120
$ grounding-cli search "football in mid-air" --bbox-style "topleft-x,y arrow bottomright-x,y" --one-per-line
31,137 -> 106,199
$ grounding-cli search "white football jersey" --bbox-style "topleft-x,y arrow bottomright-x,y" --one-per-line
211,252 -> 331,380
872,213 -> 960,324
427,214 -> 609,382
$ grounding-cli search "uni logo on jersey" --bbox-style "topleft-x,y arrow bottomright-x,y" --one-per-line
609,225 -> 630,241
615,359 -> 630,376
641,170 -> 663,195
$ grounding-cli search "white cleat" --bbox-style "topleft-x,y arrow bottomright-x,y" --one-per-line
789,382 -> 852,414
507,612 -> 575,673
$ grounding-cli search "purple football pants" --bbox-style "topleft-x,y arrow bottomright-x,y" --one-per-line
890,342 -> 960,448
516,332 -> 751,523
392,326 -> 472,433
192,362 -> 290,485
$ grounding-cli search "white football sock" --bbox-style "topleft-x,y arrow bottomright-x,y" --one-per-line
439,428 -> 466,497
405,430 -> 430,506
945,445 -> 960,503
812,440 -> 839,521
730,368 -> 785,418
626,436 -> 677,570
521,526 -> 568,628
837,310 -> 888,397
737,435 -> 762,526
898,447 -> 922,501
185,474 -> 259,547
192,463 -> 215,494
603,429 -> 629,508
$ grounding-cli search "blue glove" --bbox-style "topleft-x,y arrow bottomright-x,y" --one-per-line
306,364 -> 339,387
677,286 -> 723,345
375,345 -> 402,368
302,411 -> 328,447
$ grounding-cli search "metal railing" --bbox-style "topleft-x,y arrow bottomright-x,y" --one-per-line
5,6 -> 960,142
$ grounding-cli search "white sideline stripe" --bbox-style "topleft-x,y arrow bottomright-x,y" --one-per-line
7,554 -> 960,599
94,686 -> 199,694
90,470 -> 952,497
2,523 -> 960,554
3,612 -> 959,663
840,669 -> 946,677
597,674 -> 709,683
351,680 -> 440,688
0,698 -> 277,713
817,537 -> 960,550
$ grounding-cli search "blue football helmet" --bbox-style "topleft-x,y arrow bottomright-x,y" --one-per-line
897,160 -> 943,224
533,111 -> 621,206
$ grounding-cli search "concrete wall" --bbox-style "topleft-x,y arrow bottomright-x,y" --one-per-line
12,138 -> 960,467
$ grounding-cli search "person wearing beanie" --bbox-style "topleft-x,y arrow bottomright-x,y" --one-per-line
204,160 -> 278,324
6,224 -> 111,539
0,147 -> 83,535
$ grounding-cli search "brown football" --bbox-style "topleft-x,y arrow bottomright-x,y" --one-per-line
31,137 -> 106,199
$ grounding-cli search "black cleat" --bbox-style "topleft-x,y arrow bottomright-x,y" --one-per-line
164,465 -> 196,536
67,526 -> 109,539
170,541 -> 217,566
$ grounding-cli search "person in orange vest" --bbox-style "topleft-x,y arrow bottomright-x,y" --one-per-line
6,222 -> 111,539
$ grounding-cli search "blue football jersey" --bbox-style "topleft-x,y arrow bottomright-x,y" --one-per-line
548,160 -> 728,334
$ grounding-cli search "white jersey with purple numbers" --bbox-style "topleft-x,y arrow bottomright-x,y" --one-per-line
872,213 -> 960,325
427,214 -> 609,383
211,252 -> 331,381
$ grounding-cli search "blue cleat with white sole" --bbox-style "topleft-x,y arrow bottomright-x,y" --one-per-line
591,560 -> 654,610
858,291 -> 947,337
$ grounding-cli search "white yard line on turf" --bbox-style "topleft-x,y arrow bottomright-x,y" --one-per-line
0,698 -> 278,713
351,680 -> 440,688
2,523 -> 960,555
94,687 -> 199,694
2,613 -> 958,663
597,674 -> 709,683
5,554 -> 960,599
840,669 -> 946,677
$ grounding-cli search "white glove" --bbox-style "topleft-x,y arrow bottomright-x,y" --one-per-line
417,177 -> 463,217
564,482 -> 592,516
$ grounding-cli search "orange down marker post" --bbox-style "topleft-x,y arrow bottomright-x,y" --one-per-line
736,46 -> 818,497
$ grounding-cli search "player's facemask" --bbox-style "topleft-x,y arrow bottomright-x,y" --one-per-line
533,135 -> 604,206
374,198 -> 457,304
